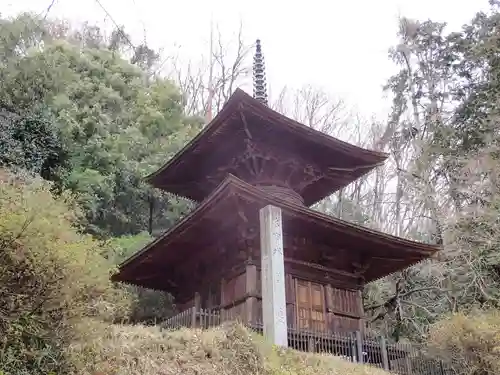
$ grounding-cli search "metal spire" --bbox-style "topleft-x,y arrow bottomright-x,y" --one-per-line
253,39 -> 268,105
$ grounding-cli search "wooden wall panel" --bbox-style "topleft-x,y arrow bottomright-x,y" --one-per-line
330,314 -> 360,333
327,287 -> 361,316
310,282 -> 326,331
248,266 -> 363,333
295,279 -> 327,331
286,304 -> 294,326
177,297 -> 194,313
254,299 -> 263,323
223,272 -> 246,305
223,302 -> 246,321
296,280 -> 310,329
201,282 -> 221,309
256,268 -> 262,294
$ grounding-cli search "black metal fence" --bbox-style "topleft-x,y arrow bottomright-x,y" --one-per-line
162,307 -> 455,375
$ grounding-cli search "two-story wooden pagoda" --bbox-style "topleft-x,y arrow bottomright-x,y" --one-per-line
112,40 -> 440,340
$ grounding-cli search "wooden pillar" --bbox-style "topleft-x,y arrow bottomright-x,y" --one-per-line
260,205 -> 288,347
207,285 -> 213,310
325,283 -> 334,332
286,273 -> 295,329
357,289 -> 364,332
245,261 -> 257,324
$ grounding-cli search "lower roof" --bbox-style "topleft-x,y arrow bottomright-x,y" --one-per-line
112,175 -> 441,297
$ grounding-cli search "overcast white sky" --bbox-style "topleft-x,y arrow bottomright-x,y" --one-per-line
2,0 -> 489,120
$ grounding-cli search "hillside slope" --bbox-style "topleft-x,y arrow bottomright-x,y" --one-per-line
68,321 -> 390,375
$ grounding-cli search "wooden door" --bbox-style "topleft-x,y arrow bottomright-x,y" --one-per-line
295,279 -> 326,331
296,280 -> 311,329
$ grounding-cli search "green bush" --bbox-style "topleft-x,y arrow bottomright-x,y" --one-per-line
427,309 -> 500,375
0,170 -> 131,375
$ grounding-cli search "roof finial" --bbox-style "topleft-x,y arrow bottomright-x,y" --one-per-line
253,39 -> 268,105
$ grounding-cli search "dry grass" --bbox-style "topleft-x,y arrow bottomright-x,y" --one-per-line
67,321 -> 391,375
427,309 -> 500,375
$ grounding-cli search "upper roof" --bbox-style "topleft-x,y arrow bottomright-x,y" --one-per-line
112,175 -> 441,301
146,89 -> 388,206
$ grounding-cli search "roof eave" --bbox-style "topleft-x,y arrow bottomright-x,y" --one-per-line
239,91 -> 389,163
144,90 -> 245,187
113,175 -> 236,273
228,176 -> 441,255
144,88 -> 389,190
113,175 -> 442,284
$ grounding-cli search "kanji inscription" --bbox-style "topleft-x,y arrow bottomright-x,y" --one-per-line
259,205 -> 287,347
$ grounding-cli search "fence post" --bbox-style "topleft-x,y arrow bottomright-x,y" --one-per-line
439,359 -> 446,375
191,306 -> 197,327
191,292 -> 200,328
307,335 -> 315,353
350,333 -> 357,362
379,336 -> 389,370
355,331 -> 364,364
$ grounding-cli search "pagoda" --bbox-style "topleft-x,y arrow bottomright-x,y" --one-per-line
112,40 -> 440,338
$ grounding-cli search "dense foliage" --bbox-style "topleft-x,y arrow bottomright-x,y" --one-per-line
0,171 -> 130,375
0,14 -> 195,342
0,13 -> 199,238
0,105 -> 67,186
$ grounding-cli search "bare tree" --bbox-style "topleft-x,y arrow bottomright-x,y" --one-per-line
163,21 -> 252,118
271,84 -> 348,136
270,84 -> 381,226
358,17 -> 460,340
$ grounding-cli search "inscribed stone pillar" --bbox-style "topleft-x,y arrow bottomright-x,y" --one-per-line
260,205 -> 288,347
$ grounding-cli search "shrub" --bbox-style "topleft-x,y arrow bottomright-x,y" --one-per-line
427,309 -> 500,375
0,170 -> 131,375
